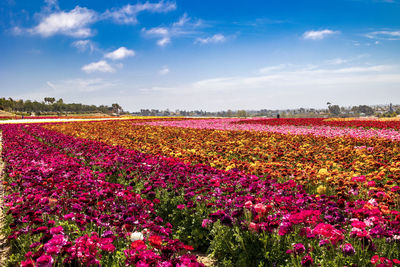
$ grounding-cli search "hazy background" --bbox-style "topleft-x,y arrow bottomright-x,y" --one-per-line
1,0 -> 399,111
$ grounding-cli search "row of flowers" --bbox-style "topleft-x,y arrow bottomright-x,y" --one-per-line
141,118 -> 400,141
43,119 -> 400,211
0,124 -> 201,266
19,122 -> 400,266
234,118 -> 400,131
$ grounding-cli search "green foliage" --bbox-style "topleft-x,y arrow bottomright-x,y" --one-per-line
328,105 -> 341,116
0,97 -> 123,114
155,189 -> 211,251
208,222 -> 294,267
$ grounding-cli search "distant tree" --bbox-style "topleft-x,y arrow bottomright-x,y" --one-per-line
237,110 -> 248,118
353,105 -> 374,116
44,97 -> 56,104
112,103 -> 122,114
328,105 -> 341,116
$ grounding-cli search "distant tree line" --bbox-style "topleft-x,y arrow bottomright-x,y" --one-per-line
0,97 -> 124,115
135,104 -> 400,118
135,109 -> 249,117
327,103 -> 399,117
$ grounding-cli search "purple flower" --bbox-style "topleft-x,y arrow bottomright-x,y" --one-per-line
342,243 -> 355,256
220,215 -> 233,226
101,230 -> 114,238
293,243 -> 306,254
301,254 -> 313,267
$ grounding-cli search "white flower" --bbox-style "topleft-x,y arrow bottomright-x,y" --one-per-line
130,231 -> 144,241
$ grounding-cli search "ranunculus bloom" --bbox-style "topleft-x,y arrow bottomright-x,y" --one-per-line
36,254 -> 54,267
244,201 -> 253,209
316,185 -> 326,195
131,240 -> 146,250
342,243 -> 355,256
351,221 -> 366,229
254,203 -> 266,214
202,219 -> 212,228
301,254 -> 313,267
50,226 -> 63,235
249,222 -> 258,231
371,255 -> 380,265
352,176 -> 366,182
293,243 -> 306,254
130,231 -> 144,242
149,235 -> 162,247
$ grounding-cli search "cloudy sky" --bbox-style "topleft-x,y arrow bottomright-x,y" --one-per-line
0,0 -> 399,111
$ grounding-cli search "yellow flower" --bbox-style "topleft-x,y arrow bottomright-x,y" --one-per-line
318,168 -> 329,176
316,185 -> 327,195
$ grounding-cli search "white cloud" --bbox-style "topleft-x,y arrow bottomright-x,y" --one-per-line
259,64 -> 291,74
365,31 -> 400,40
325,58 -> 348,65
303,29 -> 340,40
142,13 -> 202,46
158,66 -> 169,75
172,13 -> 190,27
82,60 -> 115,73
195,34 -> 226,44
104,1 -> 176,24
105,47 -> 135,60
146,27 -> 169,35
143,26 -> 171,46
31,6 -> 97,38
46,81 -> 56,90
72,40 -> 95,53
157,37 -> 171,46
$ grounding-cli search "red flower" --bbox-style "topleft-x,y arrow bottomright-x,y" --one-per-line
371,255 -> 380,265
183,245 -> 194,251
130,240 -> 146,250
149,235 -> 162,247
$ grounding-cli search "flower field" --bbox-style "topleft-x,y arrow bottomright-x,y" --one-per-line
1,117 -> 400,266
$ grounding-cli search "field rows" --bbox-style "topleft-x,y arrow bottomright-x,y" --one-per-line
1,118 -> 400,266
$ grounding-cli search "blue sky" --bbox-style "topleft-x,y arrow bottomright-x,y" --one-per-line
0,0 -> 400,111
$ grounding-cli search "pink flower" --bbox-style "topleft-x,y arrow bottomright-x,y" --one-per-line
244,201 -> 253,209
202,219 -> 212,228
352,176 -> 366,182
351,221 -> 366,229
254,203 -> 266,214
293,243 -> 306,254
36,254 -> 53,267
301,254 -> 313,267
50,226 -> 64,235
249,222 -> 258,231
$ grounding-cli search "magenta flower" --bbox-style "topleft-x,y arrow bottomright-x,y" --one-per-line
342,243 -> 356,256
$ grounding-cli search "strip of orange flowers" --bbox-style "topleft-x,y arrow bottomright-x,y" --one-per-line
44,119 -> 400,210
